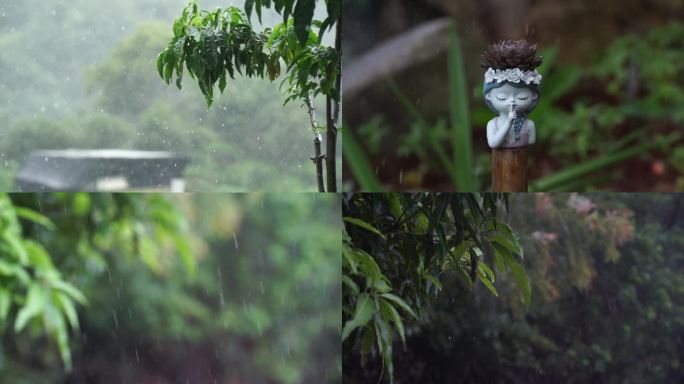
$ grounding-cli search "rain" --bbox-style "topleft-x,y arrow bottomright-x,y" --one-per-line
0,0 -> 338,193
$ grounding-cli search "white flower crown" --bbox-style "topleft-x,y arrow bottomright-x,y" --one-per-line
484,68 -> 542,85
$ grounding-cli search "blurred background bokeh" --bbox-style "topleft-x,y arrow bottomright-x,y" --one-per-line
0,0 -> 339,192
342,0 -> 684,192
0,193 -> 340,383
343,193 -> 684,383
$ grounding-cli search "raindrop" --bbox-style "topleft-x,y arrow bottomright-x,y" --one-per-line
233,232 -> 239,249
112,309 -> 119,329
134,349 -> 140,363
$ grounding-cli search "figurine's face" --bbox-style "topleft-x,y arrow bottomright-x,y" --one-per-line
485,83 -> 538,114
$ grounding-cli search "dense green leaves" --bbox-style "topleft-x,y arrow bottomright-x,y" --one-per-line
0,193 -> 196,371
342,193 -> 530,382
158,1 -> 340,107
342,293 -> 376,341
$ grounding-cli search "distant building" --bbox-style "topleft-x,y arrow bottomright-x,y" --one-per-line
15,149 -> 190,192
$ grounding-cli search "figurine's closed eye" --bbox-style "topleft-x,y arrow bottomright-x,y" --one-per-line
517,97 -> 529,101
496,96 -> 506,102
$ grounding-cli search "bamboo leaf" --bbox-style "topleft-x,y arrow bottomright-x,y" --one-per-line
379,298 -> 406,347
380,293 -> 417,319
341,293 -> 377,341
343,217 -> 386,239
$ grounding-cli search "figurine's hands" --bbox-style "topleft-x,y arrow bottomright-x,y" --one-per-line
507,105 -> 517,121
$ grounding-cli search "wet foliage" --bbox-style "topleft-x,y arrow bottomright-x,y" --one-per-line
0,193 -> 340,383
342,193 -> 529,382
344,193 -> 684,383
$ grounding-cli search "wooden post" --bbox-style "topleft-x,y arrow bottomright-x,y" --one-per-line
492,147 -> 527,192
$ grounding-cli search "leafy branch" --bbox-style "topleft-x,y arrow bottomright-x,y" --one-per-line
342,193 -> 530,383
157,0 -> 341,191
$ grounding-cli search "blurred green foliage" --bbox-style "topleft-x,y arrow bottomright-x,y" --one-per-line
344,193 -> 684,383
1,193 -> 340,383
342,193 -> 528,383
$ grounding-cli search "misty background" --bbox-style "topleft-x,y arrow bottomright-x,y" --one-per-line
0,0 -> 336,191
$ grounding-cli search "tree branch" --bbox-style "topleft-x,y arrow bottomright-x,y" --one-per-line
305,95 -> 326,192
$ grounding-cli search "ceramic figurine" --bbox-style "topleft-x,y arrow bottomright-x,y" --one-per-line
481,40 -> 543,149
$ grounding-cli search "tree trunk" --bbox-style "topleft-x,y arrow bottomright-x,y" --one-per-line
325,18 -> 342,193
306,96 -> 325,192
313,137 -> 325,192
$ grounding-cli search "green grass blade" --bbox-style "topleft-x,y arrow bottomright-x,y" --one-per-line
448,29 -> 475,191
530,133 -> 679,191
342,129 -> 384,192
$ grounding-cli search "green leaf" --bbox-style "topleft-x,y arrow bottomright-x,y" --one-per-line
0,288 -> 10,322
24,240 -> 55,270
14,207 -> 55,230
530,134 -> 680,191
360,324 -> 375,356
379,298 -> 406,347
15,284 -> 47,332
477,263 -> 499,297
493,246 -> 506,273
0,259 -> 30,283
244,0 -> 255,19
448,29 -> 475,191
342,243 -> 358,274
423,274 -> 443,291
373,278 -> 392,293
3,231 -> 28,263
49,280 -> 87,305
342,275 -> 360,294
343,217 -> 386,239
489,234 -> 522,255
293,0 -> 315,44
156,51 -> 165,78
354,249 -> 385,284
380,293 -> 417,319
341,293 -> 377,341
451,240 -> 473,262
502,252 -> 531,307
54,292 -> 79,329
172,233 -> 196,278
374,314 -> 394,382
218,71 -> 227,93
342,129 -> 384,191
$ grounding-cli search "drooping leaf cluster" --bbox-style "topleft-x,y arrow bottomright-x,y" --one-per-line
0,195 -> 86,371
342,193 -> 529,383
157,1 -> 340,107
244,0 -> 341,45
345,194 -> 682,384
0,193 -> 195,371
